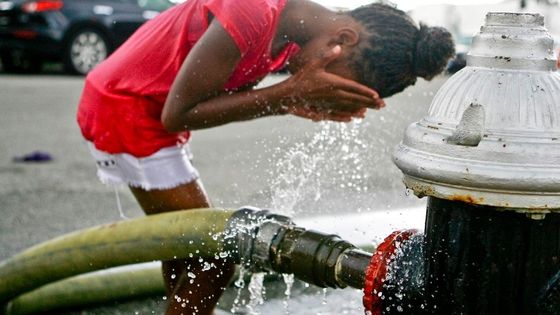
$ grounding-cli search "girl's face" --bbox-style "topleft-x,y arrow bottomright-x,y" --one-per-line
325,55 -> 359,82
286,39 -> 360,83
285,15 -> 363,84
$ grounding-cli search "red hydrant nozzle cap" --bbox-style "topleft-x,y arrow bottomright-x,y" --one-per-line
363,229 -> 418,315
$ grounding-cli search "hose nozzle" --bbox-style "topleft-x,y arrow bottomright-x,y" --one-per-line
225,207 -> 372,289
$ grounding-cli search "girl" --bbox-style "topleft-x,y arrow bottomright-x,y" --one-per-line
77,0 -> 454,314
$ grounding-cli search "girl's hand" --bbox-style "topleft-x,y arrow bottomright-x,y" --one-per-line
282,45 -> 386,115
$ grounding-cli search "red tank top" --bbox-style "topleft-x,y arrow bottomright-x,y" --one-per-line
77,0 -> 299,157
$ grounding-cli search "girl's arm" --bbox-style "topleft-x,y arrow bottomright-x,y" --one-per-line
162,19 -> 383,132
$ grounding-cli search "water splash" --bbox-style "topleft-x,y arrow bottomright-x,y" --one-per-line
283,273 -> 295,314
247,121 -> 381,312
231,267 -> 248,314
232,118 -> 414,312
267,121 -> 375,217
321,288 -> 328,305
246,272 -> 266,313
230,269 -> 267,314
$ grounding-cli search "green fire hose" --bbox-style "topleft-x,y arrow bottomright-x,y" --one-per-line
6,264 -> 164,315
0,208 -> 234,307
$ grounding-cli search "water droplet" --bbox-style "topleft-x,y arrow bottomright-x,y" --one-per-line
113,187 -> 128,220
202,261 -> 215,271
283,273 -> 295,313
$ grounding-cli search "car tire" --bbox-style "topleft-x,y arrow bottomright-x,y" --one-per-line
0,50 -> 42,74
64,28 -> 110,75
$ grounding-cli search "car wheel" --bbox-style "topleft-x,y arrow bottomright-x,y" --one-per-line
1,50 -> 42,73
64,28 -> 109,75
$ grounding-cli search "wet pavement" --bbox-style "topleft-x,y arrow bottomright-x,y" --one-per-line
0,73 -> 446,313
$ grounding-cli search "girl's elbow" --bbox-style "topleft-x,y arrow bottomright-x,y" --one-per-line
161,112 -> 199,132
161,113 -> 181,133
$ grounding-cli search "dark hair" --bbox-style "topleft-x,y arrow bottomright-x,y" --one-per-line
348,3 -> 455,97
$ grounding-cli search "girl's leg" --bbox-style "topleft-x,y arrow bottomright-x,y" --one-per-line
130,180 -> 235,315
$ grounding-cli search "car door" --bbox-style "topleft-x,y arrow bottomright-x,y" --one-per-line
92,0 -> 144,45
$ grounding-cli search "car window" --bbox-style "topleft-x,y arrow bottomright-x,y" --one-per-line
136,0 -> 178,11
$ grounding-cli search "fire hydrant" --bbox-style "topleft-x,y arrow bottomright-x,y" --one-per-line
373,12 -> 560,315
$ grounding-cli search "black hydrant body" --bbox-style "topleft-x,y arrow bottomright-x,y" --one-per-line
424,198 -> 560,314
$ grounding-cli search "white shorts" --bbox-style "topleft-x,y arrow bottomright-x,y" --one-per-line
87,142 -> 200,190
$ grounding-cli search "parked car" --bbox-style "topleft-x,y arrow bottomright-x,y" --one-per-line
0,0 -> 180,74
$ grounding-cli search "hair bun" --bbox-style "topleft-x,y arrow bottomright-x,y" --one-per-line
414,23 -> 455,79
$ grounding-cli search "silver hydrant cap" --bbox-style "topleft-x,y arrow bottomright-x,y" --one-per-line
393,12 -> 560,212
